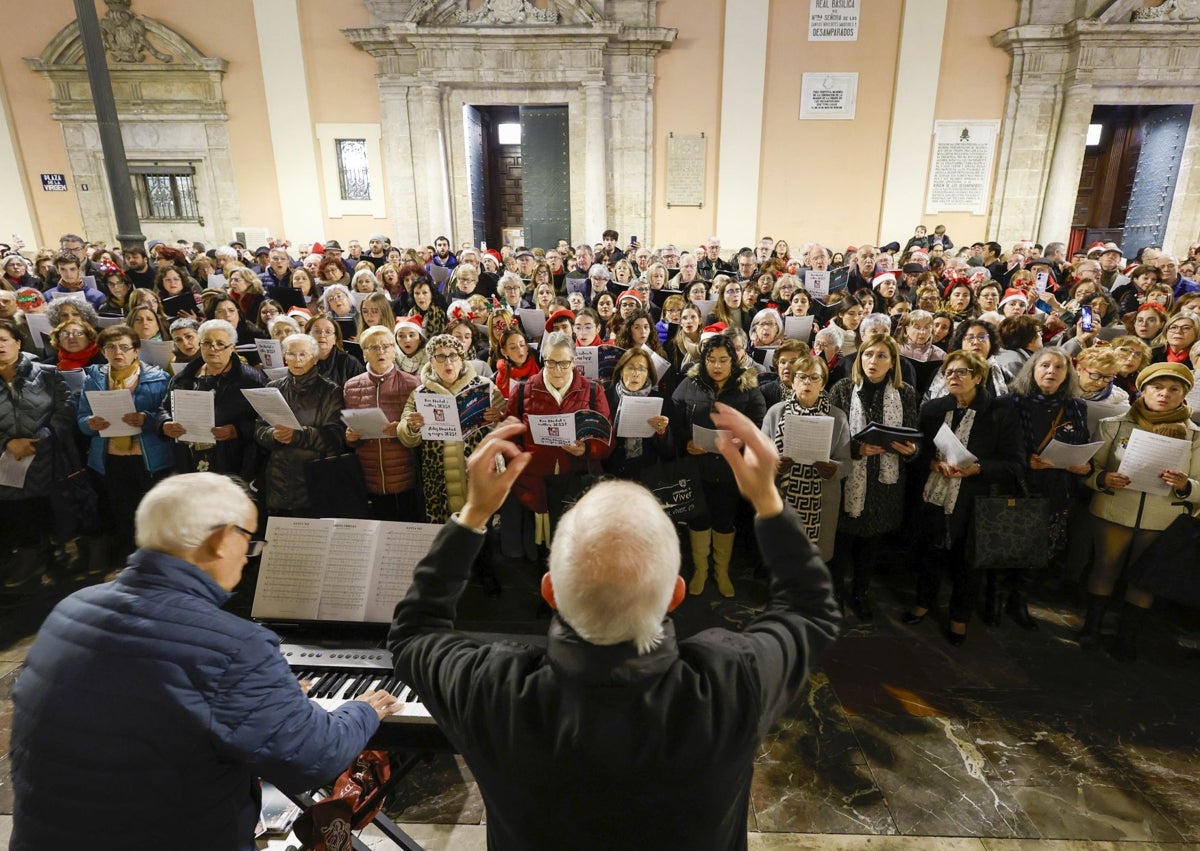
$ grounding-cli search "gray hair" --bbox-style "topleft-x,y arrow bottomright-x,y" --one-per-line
350,269 -> 379,291
858,313 -> 893,339
135,473 -> 254,553
542,330 -> 575,358
46,298 -> 100,327
284,332 -> 319,356
214,245 -> 238,263
814,324 -> 845,349
549,481 -> 680,655
588,263 -> 611,281
1008,346 -> 1082,399
321,283 -> 354,311
197,318 -> 236,343
498,272 -> 525,292
267,316 -> 300,337
169,317 -> 200,334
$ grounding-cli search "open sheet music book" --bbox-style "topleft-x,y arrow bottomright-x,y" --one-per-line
251,517 -> 442,624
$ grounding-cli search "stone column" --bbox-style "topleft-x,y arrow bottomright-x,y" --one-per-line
378,80 -> 420,247
1162,105 -> 1200,256
1039,85 -> 1094,245
419,84 -> 453,245
989,82 -> 1062,246
583,81 -> 608,242
0,84 -> 39,246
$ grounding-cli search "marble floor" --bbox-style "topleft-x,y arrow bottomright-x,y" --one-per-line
2,537 -> 1199,850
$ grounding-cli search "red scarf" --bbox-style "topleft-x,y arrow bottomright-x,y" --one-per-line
1167,346 -> 1190,364
58,342 -> 99,371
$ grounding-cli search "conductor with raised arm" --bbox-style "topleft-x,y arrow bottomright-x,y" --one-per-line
10,473 -> 400,851
389,406 -> 841,851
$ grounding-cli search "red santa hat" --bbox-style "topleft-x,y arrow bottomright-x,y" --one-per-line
395,314 -> 427,339
700,321 -> 727,342
998,288 -> 1028,310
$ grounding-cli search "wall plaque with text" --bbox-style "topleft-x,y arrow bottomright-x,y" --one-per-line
666,133 -> 706,208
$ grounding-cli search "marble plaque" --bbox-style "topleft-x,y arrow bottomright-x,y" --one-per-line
925,120 -> 1001,215
666,133 -> 706,208
800,73 -> 858,120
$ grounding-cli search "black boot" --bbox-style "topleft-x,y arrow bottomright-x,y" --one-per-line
1110,602 -> 1149,663
2,546 -> 47,591
1077,593 -> 1108,651
848,593 -> 874,624
982,574 -> 1003,626
1006,591 -> 1038,631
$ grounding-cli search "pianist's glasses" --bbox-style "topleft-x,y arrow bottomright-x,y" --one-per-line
213,523 -> 268,558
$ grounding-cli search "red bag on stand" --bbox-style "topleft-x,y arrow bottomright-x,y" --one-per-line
293,750 -> 393,851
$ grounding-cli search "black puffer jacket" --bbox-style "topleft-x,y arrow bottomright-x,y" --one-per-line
157,358 -> 267,478
0,353 -> 74,499
671,363 -> 766,482
253,368 -> 344,511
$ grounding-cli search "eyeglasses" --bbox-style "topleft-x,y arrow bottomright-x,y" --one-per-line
200,340 -> 232,351
962,334 -> 989,343
944,367 -> 975,379
432,353 -> 462,364
1083,369 -> 1117,382
545,358 -> 575,369
624,365 -> 649,374
309,329 -> 336,338
363,344 -> 394,353
60,330 -> 88,339
794,373 -> 824,384
724,287 -> 742,294
215,524 -> 267,558
102,344 -> 135,354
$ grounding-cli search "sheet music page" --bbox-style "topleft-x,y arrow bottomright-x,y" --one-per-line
782,414 -> 834,464
242,387 -> 303,428
138,340 -> 176,369
1085,400 -> 1130,437
616,396 -> 663,438
784,315 -> 814,341
207,273 -> 227,291
692,424 -> 729,453
0,451 -> 34,489
316,519 -> 381,622
1038,439 -> 1103,469
518,308 -> 546,340
341,406 -> 391,440
84,389 -> 141,437
934,422 -> 978,467
252,517 -> 333,620
365,522 -> 443,623
171,390 -> 216,443
1117,430 -> 1192,496
25,312 -> 53,345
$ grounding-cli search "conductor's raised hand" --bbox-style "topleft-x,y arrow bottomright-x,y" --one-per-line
460,418 -> 532,530
710,402 -> 784,518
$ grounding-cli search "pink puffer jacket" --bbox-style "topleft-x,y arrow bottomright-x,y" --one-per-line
343,367 -> 419,494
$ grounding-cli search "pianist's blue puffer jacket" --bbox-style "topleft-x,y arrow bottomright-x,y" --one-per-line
10,548 -> 380,851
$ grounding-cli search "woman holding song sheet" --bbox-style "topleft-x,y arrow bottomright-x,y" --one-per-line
1079,362 -> 1200,661
761,352 -> 850,563
343,325 -> 420,522
603,347 -> 673,480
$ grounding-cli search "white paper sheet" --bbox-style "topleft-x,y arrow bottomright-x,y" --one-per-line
241,387 -> 303,429
0,450 -> 34,488
529,413 -> 576,446
207,273 -> 227,291
1187,373 -> 1200,424
692,424 -> 729,453
255,338 -> 285,370
642,345 -> 672,382
1038,439 -> 1103,469
52,290 -> 88,305
341,406 -> 392,440
934,422 -> 977,467
783,414 -> 834,464
784,315 -> 814,341
252,517 -> 333,621
95,315 -> 124,328
576,346 -> 599,379
58,368 -> 85,394
1118,429 -> 1192,496
414,393 -> 464,441
84,389 -> 141,437
172,389 -> 216,443
1085,400 -> 1130,437
695,299 -> 717,318
265,367 -> 289,381
518,308 -> 547,340
138,339 -> 176,369
615,396 -> 663,439
351,291 -> 370,307
25,313 -> 53,347
806,270 -> 831,298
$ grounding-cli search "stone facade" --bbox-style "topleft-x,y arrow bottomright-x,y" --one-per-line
345,0 -> 675,247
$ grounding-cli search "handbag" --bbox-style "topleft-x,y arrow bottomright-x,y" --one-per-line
968,479 -> 1050,570
640,457 -> 707,522
292,750 -> 394,851
304,453 -> 371,519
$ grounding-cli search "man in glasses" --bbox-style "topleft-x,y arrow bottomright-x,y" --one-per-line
11,473 -> 401,850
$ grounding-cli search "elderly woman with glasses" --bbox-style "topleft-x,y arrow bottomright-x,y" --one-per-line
253,333 -> 345,517
77,324 -> 173,559
305,314 -> 365,387
1075,347 -> 1129,405
47,316 -> 105,371
157,318 -> 266,478
342,325 -> 421,521
672,333 -> 767,597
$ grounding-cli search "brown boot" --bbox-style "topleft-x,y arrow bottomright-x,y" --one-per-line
688,529 -> 712,595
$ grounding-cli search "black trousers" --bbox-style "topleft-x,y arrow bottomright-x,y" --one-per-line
916,536 -> 979,624
367,490 -> 422,522
688,479 -> 740,534
833,532 -> 882,599
101,455 -> 157,556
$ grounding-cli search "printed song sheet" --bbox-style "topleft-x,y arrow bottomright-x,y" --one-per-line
528,413 -> 575,446
692,424 -> 729,453
138,340 -> 176,369
242,387 -> 303,428
318,519 -> 381,621
616,396 -> 663,439
0,451 -> 34,488
414,393 -> 463,441
784,315 -> 814,341
365,522 -> 442,623
1085,400 -> 1130,437
1038,439 -> 1103,469
934,423 -> 978,467
84,389 -> 140,437
252,517 -> 334,620
256,339 -> 285,370
341,407 -> 391,440
805,270 -> 830,297
782,414 -> 834,464
171,390 -> 216,443
1118,430 -> 1192,496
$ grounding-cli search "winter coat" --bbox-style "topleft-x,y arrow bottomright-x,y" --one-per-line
387,506 -> 839,851
603,385 -> 676,480
1086,413 -> 1200,531
253,368 -> 345,511
827,377 -> 919,537
671,364 -> 766,483
76,363 -> 173,476
10,548 -> 379,851
505,370 -> 613,514
316,346 -> 365,388
157,358 -> 266,478
397,362 -> 505,522
0,353 -> 75,500
343,366 -> 419,495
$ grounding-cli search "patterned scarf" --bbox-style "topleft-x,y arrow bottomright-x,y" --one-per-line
613,380 -> 654,459
1129,396 -> 1190,440
773,391 -> 831,543
107,362 -> 141,452
922,405 -> 977,518
396,347 -> 429,376
844,379 -> 902,518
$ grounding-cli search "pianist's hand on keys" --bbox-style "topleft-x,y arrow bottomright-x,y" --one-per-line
301,679 -> 401,722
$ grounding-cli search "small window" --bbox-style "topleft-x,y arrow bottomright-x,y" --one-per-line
336,139 -> 371,201
129,165 -> 200,221
497,123 -> 521,145
1086,124 -> 1103,146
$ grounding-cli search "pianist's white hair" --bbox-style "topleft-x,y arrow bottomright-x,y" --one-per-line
549,481 -> 679,655
135,473 -> 255,553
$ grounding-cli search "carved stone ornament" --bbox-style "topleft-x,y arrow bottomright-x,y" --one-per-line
1134,0 -> 1200,22
100,0 -> 173,63
455,0 -> 559,25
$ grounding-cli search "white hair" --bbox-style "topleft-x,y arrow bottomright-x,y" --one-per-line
135,473 -> 254,552
542,330 -> 575,357
498,272 -> 524,291
267,316 -> 300,336
214,245 -> 238,262
814,324 -> 845,348
284,332 -> 318,356
588,263 -> 611,280
858,313 -> 893,339
549,481 -> 680,654
197,318 -> 236,342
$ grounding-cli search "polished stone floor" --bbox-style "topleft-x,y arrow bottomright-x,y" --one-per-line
2,536 -> 1199,849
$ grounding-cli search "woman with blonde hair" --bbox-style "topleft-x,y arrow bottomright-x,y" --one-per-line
356,291 -> 396,338
705,275 -> 750,334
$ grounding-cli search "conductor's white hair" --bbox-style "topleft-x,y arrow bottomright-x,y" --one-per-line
549,481 -> 680,655
135,473 -> 254,553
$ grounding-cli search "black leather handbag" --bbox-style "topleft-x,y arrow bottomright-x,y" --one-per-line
968,480 -> 1050,571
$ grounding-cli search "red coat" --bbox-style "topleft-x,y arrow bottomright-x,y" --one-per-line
343,367 -> 419,494
505,370 -> 613,513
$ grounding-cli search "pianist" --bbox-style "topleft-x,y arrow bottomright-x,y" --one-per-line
389,409 -> 841,850
10,472 -> 399,851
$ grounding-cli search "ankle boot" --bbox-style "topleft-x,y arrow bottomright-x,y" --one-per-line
1111,602 -> 1149,663
982,574 -> 1003,626
1007,591 -> 1038,630
2,546 -> 47,590
688,529 -> 712,595
1078,593 -> 1108,650
711,532 -> 736,598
